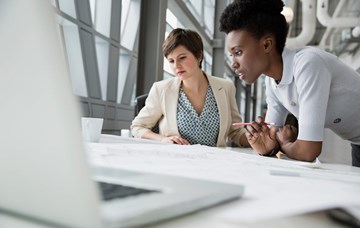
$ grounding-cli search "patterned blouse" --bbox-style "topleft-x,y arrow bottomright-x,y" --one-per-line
177,85 -> 220,146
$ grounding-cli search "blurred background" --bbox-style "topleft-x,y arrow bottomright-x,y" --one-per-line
50,0 -> 359,164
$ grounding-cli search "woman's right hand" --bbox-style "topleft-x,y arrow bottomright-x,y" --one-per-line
245,116 -> 279,155
161,135 -> 190,145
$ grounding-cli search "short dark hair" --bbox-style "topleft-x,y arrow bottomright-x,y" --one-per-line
219,0 -> 288,54
162,28 -> 203,67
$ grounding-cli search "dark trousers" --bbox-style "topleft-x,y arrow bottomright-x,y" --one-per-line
351,143 -> 360,167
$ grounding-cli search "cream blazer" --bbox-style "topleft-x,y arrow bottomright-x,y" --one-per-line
131,74 -> 246,147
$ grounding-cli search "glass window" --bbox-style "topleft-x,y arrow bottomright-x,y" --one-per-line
50,0 -> 57,7
204,0 -> 215,37
95,36 -> 110,100
166,9 -> 178,29
203,50 -> 212,75
166,10 -> 185,31
181,0 -> 215,38
121,0 -> 130,31
117,49 -> 131,103
121,0 -> 141,50
184,0 -> 202,20
58,0 -> 77,18
89,0 -> 112,37
58,17 -> 87,97
163,11 -> 185,79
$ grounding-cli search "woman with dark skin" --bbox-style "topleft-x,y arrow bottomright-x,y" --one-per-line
219,0 -> 360,166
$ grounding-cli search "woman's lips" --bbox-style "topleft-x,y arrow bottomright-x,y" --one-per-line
177,70 -> 185,76
235,69 -> 245,80
238,73 -> 245,80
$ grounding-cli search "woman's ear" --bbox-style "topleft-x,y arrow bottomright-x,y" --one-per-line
263,36 -> 274,53
198,52 -> 203,67
198,51 -> 203,62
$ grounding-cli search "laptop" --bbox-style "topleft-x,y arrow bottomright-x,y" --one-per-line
0,1 -> 244,227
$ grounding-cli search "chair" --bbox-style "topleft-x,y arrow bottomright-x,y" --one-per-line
134,94 -> 159,133
135,94 -> 149,117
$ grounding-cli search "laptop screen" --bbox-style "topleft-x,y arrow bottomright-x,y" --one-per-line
0,1 -> 103,227
0,2 -> 244,228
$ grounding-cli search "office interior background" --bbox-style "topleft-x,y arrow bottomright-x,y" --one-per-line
51,0 -> 360,164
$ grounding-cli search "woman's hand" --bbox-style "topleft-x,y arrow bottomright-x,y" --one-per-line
245,116 -> 279,155
161,135 -> 190,145
276,124 -> 298,146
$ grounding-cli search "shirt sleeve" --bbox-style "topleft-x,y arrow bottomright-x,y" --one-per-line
264,77 -> 288,127
293,51 -> 331,141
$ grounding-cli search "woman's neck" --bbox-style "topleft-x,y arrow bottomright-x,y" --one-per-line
266,53 -> 283,82
181,70 -> 208,92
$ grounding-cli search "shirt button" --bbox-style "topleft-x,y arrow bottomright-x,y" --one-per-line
333,118 -> 341,124
290,101 -> 296,106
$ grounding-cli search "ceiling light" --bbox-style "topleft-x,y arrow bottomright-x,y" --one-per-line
352,26 -> 360,38
281,6 -> 294,23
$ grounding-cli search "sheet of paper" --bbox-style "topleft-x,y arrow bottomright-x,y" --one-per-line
86,140 -> 360,224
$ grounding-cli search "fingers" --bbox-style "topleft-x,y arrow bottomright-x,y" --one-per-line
245,125 -> 252,134
245,122 -> 261,136
170,136 -> 189,145
276,124 -> 297,144
256,116 -> 265,123
269,126 -> 277,140
245,130 -> 258,144
245,117 -> 269,137
280,125 -> 294,135
290,125 -> 298,136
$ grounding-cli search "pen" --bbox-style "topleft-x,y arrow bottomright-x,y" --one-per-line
232,122 -> 275,126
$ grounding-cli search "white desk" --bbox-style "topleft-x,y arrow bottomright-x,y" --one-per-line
1,134 -> 359,228
92,134 -> 360,227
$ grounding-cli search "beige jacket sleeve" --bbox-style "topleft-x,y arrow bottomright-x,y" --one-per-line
131,78 -> 181,138
208,76 -> 246,147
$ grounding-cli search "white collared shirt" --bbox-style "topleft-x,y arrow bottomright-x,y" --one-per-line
265,47 -> 360,144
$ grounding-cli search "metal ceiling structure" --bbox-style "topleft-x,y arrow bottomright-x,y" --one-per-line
286,0 -> 360,70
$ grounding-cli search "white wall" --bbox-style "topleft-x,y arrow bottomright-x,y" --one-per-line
320,128 -> 352,165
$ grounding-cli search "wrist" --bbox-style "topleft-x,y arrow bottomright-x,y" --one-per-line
266,147 -> 279,157
265,143 -> 281,157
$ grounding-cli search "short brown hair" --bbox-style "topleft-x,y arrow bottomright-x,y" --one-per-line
162,28 -> 203,67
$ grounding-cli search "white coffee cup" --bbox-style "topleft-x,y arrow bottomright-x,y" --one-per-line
121,129 -> 131,138
81,117 -> 104,143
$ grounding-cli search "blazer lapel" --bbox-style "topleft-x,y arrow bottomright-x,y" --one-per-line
163,78 -> 181,133
207,75 -> 227,142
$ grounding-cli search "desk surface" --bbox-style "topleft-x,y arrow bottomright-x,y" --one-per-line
1,134 -> 359,228
0,209 -> 348,228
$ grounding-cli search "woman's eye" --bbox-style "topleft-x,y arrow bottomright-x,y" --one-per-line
235,51 -> 242,56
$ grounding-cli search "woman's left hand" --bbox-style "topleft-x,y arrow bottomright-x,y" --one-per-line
161,135 -> 190,145
276,124 -> 298,146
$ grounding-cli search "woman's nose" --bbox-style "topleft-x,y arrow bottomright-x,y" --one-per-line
175,60 -> 181,68
232,61 -> 239,69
